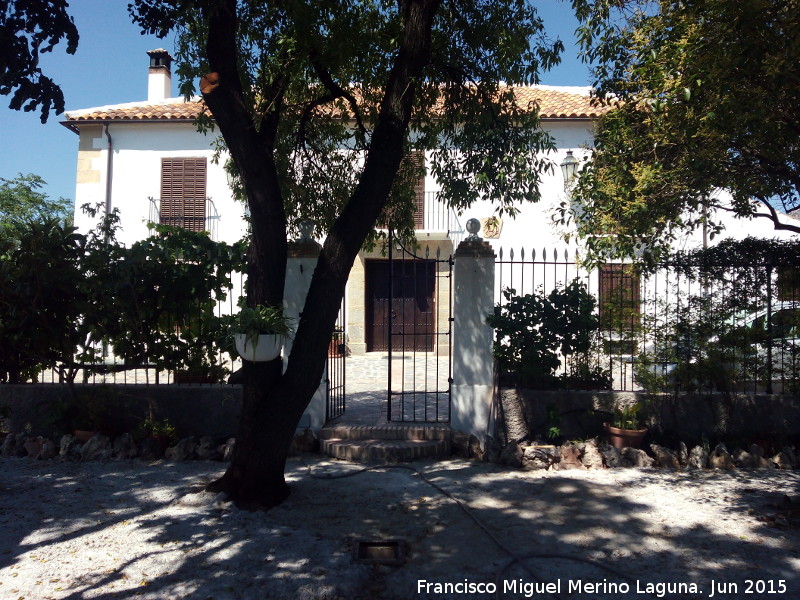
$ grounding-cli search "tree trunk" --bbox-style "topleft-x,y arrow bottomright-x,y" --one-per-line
206,361 -> 294,508
201,0 -> 441,508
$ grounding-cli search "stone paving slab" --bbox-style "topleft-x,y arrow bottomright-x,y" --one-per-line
328,354 -> 450,426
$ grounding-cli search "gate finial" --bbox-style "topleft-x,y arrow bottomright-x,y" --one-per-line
465,218 -> 482,241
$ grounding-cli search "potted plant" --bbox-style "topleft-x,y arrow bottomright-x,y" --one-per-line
232,305 -> 294,362
135,418 -> 178,451
0,405 -> 10,437
603,401 -> 648,449
68,387 -> 115,441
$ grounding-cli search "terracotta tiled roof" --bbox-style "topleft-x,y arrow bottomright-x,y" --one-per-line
64,100 -> 206,124
514,86 -> 610,119
63,86 -> 607,126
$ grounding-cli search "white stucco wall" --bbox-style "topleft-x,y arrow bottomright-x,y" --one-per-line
72,121 -> 247,247
70,97 -> 798,258
428,119 -> 597,255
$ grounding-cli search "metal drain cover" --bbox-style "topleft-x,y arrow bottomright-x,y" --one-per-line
354,539 -> 406,566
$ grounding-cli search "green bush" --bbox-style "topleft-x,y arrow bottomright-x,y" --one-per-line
487,280 -> 610,389
633,238 -> 800,394
0,205 -> 247,383
0,219 -> 85,382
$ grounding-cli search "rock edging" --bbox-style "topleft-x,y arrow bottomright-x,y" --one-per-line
1,428 -> 318,463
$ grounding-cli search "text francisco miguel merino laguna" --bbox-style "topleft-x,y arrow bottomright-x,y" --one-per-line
417,578 -> 789,598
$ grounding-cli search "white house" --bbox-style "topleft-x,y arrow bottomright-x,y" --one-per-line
63,50 -> 800,361
62,50 -> 604,355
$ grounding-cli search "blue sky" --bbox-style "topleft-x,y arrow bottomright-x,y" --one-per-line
0,1 -> 591,205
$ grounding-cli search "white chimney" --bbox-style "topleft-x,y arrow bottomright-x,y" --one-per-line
147,49 -> 173,102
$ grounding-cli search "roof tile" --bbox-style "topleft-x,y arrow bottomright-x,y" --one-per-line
64,86 -> 608,125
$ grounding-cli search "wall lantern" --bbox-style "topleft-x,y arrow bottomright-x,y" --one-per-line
560,150 -> 579,190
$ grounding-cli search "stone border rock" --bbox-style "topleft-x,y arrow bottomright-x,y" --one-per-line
1,428 -> 319,463
510,439 -> 798,471
450,430 -> 799,472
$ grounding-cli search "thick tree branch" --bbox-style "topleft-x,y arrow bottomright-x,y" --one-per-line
712,197 -> 800,234
752,196 -> 800,234
282,0 -> 442,395
306,53 -> 369,142
200,0 -> 287,307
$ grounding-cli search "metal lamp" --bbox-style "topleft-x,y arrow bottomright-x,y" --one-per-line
560,150 -> 579,190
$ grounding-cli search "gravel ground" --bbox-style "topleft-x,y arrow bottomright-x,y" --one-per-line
1,456 -> 799,600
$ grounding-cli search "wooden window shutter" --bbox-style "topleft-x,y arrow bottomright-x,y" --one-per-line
383,151 -> 426,229
409,151 -> 425,229
599,263 -> 641,332
777,267 -> 800,301
160,157 -> 207,232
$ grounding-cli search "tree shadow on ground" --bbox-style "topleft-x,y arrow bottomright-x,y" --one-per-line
0,456 -> 798,600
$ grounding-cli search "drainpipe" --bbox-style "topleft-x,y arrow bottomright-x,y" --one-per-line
104,123 -> 114,221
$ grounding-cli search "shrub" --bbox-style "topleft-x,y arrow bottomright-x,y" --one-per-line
487,280 -> 610,389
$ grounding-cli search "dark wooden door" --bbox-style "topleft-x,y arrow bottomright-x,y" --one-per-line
366,260 -> 435,351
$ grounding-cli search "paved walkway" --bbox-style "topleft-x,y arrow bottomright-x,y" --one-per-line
327,353 -> 450,425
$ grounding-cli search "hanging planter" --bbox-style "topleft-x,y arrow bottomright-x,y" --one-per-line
234,333 -> 283,362
231,304 -> 294,362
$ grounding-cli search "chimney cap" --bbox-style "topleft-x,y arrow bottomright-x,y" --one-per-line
147,48 -> 173,68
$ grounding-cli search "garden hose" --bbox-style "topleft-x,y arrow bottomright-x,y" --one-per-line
304,460 -> 646,600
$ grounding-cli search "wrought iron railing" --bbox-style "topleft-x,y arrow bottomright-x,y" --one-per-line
495,246 -> 800,394
148,197 -> 220,240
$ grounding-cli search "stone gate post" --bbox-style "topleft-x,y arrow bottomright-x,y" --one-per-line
451,235 -> 496,450
285,238 -> 326,431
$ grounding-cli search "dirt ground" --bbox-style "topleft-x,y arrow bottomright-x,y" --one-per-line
1,455 -> 799,600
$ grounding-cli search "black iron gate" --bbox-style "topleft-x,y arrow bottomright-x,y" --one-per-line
325,296 -> 346,421
386,233 -> 452,422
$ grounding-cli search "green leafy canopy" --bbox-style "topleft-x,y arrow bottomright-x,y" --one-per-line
0,0 -> 79,122
566,0 -> 800,265
0,173 -> 73,253
128,0 -> 564,239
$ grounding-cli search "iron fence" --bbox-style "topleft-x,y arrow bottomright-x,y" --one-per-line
148,197 -> 220,241
31,272 -> 246,386
385,237 -> 453,422
495,246 -> 800,394
326,297 -> 346,421
420,191 -> 465,245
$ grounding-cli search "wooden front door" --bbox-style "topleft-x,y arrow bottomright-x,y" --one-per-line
366,260 -> 435,352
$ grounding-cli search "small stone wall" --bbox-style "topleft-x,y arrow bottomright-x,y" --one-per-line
451,429 -> 798,473
499,388 -> 800,443
0,384 -> 243,440
491,439 -> 799,472
0,383 -> 324,464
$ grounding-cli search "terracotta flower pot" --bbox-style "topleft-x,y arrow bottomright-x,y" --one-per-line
603,423 -> 647,449
73,429 -> 98,443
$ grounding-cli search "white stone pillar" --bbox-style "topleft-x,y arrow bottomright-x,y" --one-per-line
285,240 -> 326,431
451,238 -> 496,448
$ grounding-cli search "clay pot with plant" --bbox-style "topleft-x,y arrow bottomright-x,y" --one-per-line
135,418 -> 178,451
603,401 -> 648,449
68,387 -> 116,441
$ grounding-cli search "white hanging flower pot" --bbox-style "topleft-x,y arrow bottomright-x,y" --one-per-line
234,333 -> 283,362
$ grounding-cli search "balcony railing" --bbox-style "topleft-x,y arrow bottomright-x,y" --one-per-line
148,197 -> 220,241
413,191 -> 465,244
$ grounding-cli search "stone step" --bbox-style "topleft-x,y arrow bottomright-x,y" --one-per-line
319,424 -> 450,442
320,438 -> 450,463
